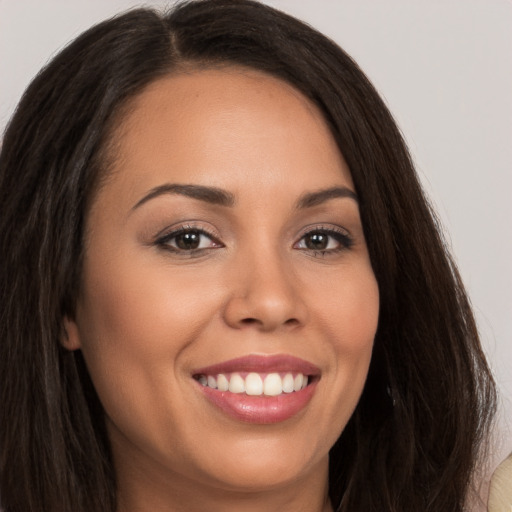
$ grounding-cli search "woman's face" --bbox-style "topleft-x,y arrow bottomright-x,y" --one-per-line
65,67 -> 379,501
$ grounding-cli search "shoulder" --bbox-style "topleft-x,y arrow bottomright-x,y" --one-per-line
488,453 -> 512,512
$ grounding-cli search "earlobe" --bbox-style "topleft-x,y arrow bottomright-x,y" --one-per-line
61,316 -> 82,351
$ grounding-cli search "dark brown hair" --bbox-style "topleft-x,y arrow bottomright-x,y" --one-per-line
0,1 -> 496,511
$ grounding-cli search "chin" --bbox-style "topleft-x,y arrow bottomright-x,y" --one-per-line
193,435 -> 329,493
207,459 -> 314,493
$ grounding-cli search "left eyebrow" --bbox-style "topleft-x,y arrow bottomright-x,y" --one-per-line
131,183 -> 235,211
296,186 -> 358,209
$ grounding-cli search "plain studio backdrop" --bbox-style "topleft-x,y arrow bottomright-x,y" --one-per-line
1,0 -> 511,469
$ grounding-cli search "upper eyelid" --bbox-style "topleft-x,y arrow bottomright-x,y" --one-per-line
157,223 -> 350,237
155,222 -> 219,241
295,223 -> 351,239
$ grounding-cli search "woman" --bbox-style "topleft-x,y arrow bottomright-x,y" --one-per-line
0,1 -> 496,511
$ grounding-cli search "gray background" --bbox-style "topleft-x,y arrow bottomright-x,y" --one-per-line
1,0 -> 511,465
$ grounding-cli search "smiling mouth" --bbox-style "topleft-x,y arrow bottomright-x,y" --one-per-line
191,354 -> 320,423
194,371 -> 311,397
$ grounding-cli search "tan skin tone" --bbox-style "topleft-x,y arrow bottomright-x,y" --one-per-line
63,67 -> 379,512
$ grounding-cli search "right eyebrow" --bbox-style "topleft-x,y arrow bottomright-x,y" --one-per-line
296,186 -> 358,209
131,183 -> 236,211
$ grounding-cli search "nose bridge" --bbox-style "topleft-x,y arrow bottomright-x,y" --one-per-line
248,244 -> 295,302
223,241 -> 305,331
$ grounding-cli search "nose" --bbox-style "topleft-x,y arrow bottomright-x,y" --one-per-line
222,249 -> 308,332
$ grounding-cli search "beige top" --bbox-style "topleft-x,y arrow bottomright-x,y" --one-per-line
488,453 -> 512,512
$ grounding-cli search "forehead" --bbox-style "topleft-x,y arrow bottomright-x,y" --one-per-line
104,66 -> 353,204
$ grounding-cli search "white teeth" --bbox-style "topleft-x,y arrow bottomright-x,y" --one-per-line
198,371 -> 310,396
293,374 -> 303,392
245,372 -> 263,395
263,373 -> 282,396
217,374 -> 229,391
282,373 -> 294,393
228,373 -> 245,393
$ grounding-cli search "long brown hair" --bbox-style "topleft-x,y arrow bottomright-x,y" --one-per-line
0,1 -> 496,511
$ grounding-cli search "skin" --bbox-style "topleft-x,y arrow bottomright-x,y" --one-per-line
63,67 -> 379,512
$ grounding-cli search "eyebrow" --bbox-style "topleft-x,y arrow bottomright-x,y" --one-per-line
132,183 -> 357,211
132,183 -> 235,210
296,186 -> 358,209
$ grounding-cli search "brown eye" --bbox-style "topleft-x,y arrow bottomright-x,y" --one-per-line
295,228 -> 353,255
174,231 -> 201,250
157,227 -> 222,253
304,232 -> 329,250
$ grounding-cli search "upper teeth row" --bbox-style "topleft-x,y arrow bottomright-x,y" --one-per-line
198,372 -> 308,396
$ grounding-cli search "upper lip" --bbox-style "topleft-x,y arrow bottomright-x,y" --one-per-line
192,354 -> 320,376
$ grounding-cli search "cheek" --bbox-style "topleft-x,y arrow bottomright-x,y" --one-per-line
77,250 -> 221,357
311,264 -> 379,410
315,263 -> 379,352
336,270 -> 379,387
289,263 -> 379,459
73,249 -> 223,420
73,252 -> 231,461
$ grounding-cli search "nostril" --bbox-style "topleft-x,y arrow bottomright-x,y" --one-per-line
238,317 -> 299,328
240,318 -> 259,325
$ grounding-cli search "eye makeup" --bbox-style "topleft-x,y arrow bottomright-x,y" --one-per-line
294,224 -> 354,257
151,220 -> 354,261
155,224 -> 223,254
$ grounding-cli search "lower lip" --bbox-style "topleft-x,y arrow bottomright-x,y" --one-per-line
197,381 -> 318,424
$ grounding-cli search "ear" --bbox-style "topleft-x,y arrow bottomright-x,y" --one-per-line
61,315 -> 82,351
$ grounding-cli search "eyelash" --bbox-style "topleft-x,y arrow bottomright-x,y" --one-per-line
155,224 -> 354,257
294,225 -> 354,257
155,224 -> 223,256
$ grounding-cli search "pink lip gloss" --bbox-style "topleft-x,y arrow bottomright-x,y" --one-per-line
193,354 -> 320,424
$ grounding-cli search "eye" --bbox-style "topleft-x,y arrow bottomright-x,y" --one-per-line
156,226 -> 223,253
295,227 -> 353,255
